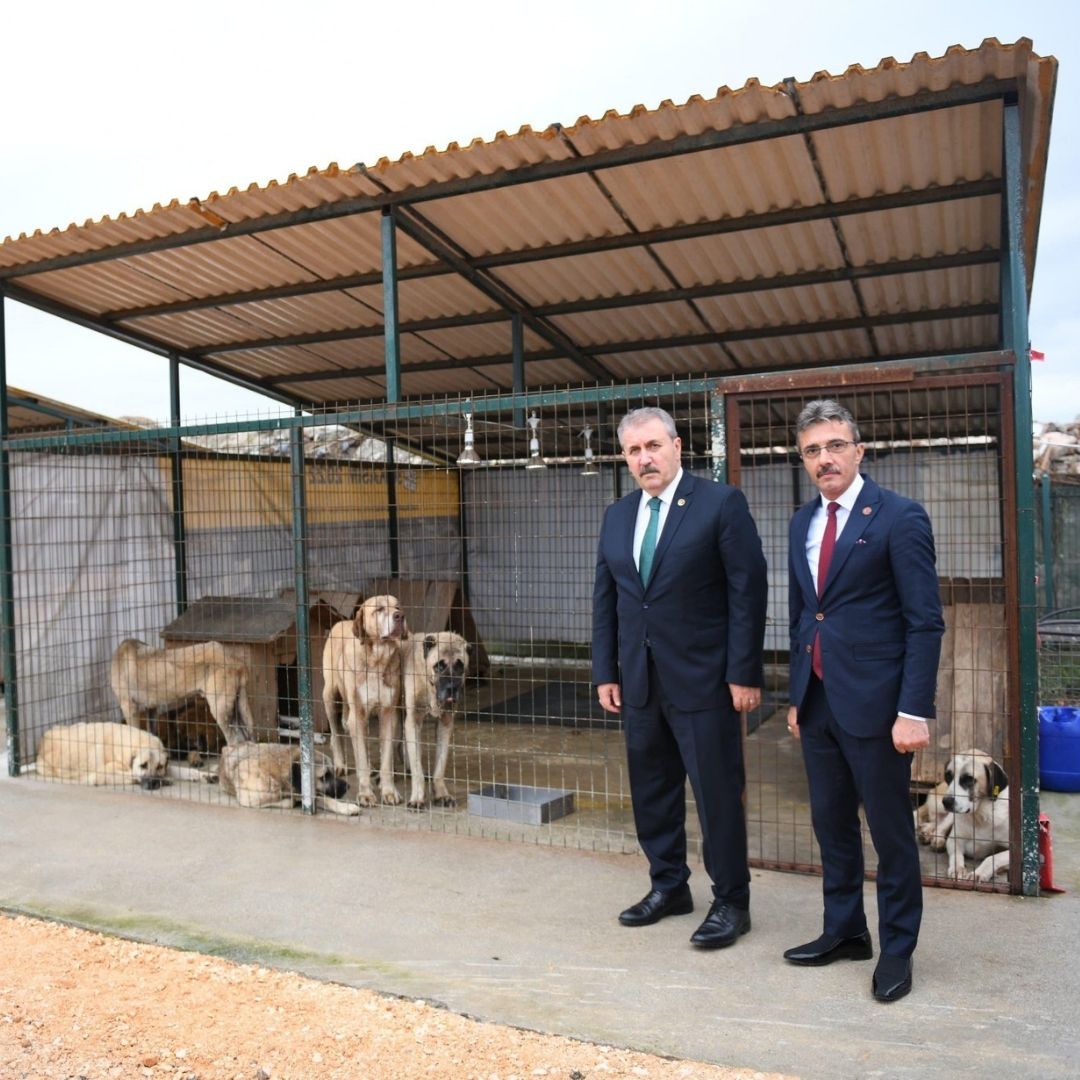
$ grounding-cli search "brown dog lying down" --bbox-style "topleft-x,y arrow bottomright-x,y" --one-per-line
217,742 -> 358,815
110,638 -> 254,747
37,721 -> 168,789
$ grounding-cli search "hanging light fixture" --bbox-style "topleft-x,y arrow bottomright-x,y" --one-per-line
580,425 -> 599,475
525,410 -> 547,469
456,403 -> 482,467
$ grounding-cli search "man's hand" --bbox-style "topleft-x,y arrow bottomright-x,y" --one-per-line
786,704 -> 800,740
597,683 -> 622,714
892,715 -> 930,753
729,684 -> 761,713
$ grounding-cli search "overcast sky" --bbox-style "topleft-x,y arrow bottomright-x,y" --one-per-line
1,1 -> 1076,423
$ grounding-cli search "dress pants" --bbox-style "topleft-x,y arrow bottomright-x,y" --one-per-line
799,674 -> 922,957
622,653 -> 750,908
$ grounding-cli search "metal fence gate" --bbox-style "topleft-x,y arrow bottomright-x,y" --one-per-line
4,367 -> 1026,890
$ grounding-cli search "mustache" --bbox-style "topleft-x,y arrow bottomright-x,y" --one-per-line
639,464 -> 660,475
816,465 -> 841,478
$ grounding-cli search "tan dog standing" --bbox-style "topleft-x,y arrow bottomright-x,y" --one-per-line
38,721 -> 168,789
110,639 -> 254,746
218,742 -> 359,815
401,631 -> 471,809
321,594 -> 407,806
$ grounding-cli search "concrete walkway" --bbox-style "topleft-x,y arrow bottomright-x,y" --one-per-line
2,765 -> 1078,1079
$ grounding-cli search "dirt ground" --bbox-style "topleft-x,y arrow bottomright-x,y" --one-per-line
0,914 -> 791,1080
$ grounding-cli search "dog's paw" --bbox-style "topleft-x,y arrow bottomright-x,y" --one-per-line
949,863 -> 973,881
381,788 -> 403,806
431,794 -> 456,808
928,835 -> 948,852
406,797 -> 427,811
356,789 -> 378,808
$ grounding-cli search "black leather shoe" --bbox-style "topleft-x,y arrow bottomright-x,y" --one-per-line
872,954 -> 913,1003
689,900 -> 751,948
618,885 -> 694,927
783,930 -> 873,966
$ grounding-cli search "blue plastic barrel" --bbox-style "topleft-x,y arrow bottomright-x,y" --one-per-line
1039,706 -> 1080,792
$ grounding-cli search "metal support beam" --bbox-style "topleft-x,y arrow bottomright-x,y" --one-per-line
1002,99 -> 1040,897
381,209 -> 402,404
289,416 -> 315,813
386,435 -> 400,578
168,355 -> 188,615
0,291 -> 19,775
104,180 -> 1000,324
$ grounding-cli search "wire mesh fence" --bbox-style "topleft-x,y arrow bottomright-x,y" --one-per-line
5,371 -> 1020,887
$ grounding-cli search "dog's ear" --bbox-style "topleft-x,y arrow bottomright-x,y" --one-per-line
465,642 -> 474,656
352,609 -> 367,640
987,759 -> 1008,798
423,634 -> 437,656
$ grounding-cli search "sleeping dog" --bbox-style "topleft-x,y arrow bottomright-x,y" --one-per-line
917,749 -> 1009,882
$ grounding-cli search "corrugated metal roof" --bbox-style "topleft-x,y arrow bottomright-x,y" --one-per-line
0,37 -> 1057,434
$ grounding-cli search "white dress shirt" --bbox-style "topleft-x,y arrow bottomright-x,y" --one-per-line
633,468 -> 684,573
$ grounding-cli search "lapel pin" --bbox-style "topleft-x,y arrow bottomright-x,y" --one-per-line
862,506 -> 872,516
677,498 -> 686,507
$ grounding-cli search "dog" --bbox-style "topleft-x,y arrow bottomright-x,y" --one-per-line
37,721 -> 168,789
217,742 -> 359,815
917,749 -> 1010,882
110,638 -> 255,747
321,594 -> 407,806
401,631 -> 471,809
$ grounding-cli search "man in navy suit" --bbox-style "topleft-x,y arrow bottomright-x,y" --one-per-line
592,407 -> 767,949
785,399 -> 944,1002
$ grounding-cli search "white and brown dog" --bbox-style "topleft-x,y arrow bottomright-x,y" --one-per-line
321,594 -> 407,806
917,749 -> 1010,882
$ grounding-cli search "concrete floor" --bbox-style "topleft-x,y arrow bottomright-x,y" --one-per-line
4,725 -> 1080,1078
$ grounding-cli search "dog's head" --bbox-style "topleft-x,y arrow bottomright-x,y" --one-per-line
353,594 -> 407,643
289,749 -> 349,800
421,631 -> 471,710
131,744 -> 168,790
941,749 -> 1008,815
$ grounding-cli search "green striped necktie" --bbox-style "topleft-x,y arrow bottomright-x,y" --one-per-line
639,496 -> 662,586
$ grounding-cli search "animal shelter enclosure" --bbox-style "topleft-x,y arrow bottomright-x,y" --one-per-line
2,364 -> 1030,891
0,38 -> 1056,893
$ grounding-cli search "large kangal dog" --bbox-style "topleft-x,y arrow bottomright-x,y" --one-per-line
110,639 -> 254,746
401,631 -> 471,808
218,742 -> 359,815
917,748 -> 1010,882
321,594 -> 407,806
37,721 -> 168,789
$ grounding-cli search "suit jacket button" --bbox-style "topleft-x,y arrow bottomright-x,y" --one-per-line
643,603 -> 650,609
815,612 -> 824,621
805,644 -> 812,653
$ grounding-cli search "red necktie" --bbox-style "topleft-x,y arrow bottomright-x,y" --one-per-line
811,501 -> 840,680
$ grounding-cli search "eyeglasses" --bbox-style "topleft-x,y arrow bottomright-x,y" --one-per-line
799,439 -> 857,460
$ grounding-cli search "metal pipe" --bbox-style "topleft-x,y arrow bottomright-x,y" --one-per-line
1002,99 -> 1040,896
289,416 -> 315,813
1041,473 -> 1055,612
381,208 -> 401,405
169,355 -> 188,615
0,290 -> 19,775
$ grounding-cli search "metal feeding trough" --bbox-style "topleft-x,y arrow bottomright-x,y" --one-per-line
467,784 -> 575,825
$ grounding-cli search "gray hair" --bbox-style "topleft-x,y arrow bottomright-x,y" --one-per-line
617,407 -> 679,447
794,399 -> 861,444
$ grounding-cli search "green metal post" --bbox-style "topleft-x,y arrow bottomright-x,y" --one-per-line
289,415 -> 314,813
1041,473 -> 1055,612
169,355 -> 188,615
1002,100 -> 1040,896
0,291 -> 19,775
381,208 -> 401,404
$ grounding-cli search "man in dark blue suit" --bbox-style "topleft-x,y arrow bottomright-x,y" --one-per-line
592,407 -> 767,949
785,399 -> 944,1002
